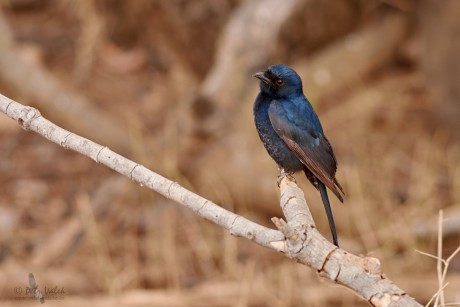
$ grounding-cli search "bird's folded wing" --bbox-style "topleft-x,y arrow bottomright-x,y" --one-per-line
268,101 -> 344,202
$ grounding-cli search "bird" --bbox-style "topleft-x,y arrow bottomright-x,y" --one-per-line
252,64 -> 344,247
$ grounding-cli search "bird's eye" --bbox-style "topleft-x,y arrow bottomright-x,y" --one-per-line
276,78 -> 284,86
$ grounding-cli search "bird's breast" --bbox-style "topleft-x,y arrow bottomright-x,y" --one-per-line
253,98 -> 304,172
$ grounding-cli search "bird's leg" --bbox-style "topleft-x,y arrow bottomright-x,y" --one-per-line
277,168 -> 296,187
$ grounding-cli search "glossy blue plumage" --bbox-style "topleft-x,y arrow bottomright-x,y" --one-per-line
253,94 -> 305,172
253,64 -> 344,246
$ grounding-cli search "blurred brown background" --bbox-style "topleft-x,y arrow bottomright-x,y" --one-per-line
0,0 -> 459,306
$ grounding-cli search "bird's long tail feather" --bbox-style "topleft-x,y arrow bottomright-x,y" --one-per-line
318,181 -> 339,247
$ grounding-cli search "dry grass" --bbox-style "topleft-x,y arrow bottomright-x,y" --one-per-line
416,210 -> 460,307
0,1 -> 459,306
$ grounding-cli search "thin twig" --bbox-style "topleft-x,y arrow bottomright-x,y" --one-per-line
424,283 -> 449,307
416,210 -> 460,307
445,245 -> 460,265
415,250 -> 446,265
436,210 -> 444,307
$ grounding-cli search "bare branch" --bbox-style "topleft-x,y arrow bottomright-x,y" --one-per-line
0,94 -> 283,249
0,93 -> 422,306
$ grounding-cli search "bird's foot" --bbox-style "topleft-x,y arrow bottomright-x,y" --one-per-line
277,169 -> 296,187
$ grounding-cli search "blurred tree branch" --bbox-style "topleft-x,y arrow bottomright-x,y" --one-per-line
182,0 -> 304,169
0,9 -> 129,152
293,14 -> 408,101
0,93 -> 422,306
419,0 -> 460,136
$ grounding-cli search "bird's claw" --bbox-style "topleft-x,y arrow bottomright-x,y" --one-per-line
277,169 -> 296,187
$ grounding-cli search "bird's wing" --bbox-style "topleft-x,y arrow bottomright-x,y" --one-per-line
268,101 -> 344,202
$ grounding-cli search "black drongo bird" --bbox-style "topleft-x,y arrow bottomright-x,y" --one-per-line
253,64 -> 344,246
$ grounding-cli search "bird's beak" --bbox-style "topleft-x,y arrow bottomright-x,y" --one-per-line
252,71 -> 273,86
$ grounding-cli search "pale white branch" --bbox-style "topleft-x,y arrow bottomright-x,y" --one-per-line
0,93 -> 422,306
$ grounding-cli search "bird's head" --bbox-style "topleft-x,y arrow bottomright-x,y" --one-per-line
253,64 -> 303,98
